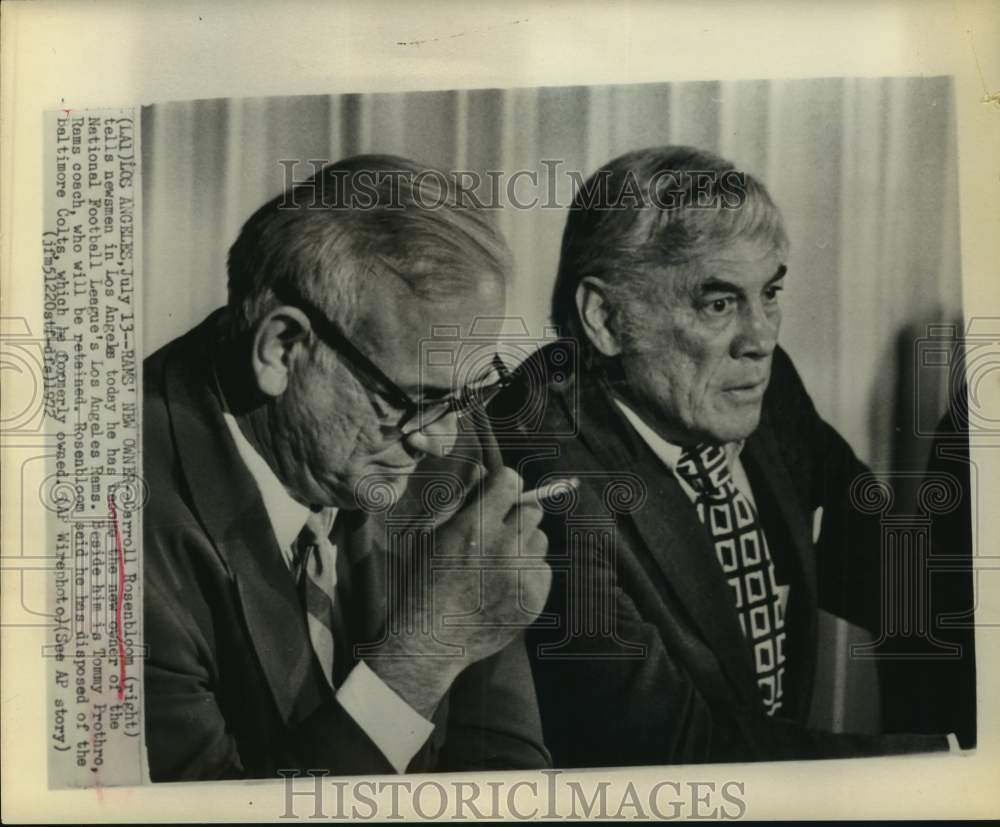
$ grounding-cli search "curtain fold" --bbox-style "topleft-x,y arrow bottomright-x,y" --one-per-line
144,79 -> 962,468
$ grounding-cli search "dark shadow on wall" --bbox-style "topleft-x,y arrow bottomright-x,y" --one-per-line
880,318 -> 977,747
809,314 -> 975,740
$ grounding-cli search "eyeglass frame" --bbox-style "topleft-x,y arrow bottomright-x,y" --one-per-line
270,280 -> 513,435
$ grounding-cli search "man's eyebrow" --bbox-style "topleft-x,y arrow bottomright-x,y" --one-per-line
699,277 -> 744,295
698,264 -> 787,295
769,264 -> 788,283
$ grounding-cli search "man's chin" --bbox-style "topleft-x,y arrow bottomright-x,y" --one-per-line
700,408 -> 762,444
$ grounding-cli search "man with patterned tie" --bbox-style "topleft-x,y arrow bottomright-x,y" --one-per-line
143,155 -> 552,780
492,146 -> 952,764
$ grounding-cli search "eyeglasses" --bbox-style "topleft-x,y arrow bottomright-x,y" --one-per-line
272,281 -> 513,435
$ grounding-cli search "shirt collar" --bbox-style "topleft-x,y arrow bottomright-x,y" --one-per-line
613,398 -> 744,473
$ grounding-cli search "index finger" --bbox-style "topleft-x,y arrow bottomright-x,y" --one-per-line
476,413 -> 505,474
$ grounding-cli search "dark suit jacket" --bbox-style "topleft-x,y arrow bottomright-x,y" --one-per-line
143,312 -> 549,781
491,342 -> 949,766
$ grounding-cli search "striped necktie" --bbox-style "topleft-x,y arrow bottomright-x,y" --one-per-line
291,509 -> 339,690
674,443 -> 786,716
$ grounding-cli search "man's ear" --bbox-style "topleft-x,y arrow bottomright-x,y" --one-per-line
251,306 -> 311,398
575,277 -> 622,357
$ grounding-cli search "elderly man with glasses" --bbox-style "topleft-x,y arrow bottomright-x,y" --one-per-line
142,155 -> 551,781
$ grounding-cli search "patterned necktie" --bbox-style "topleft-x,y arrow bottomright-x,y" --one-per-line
674,443 -> 786,716
291,509 -> 339,690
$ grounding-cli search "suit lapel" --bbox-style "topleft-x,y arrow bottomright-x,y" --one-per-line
571,373 -> 760,702
163,314 -> 327,725
341,510 -> 388,651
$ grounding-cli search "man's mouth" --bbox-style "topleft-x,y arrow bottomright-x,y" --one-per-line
374,461 -> 418,474
723,377 -> 768,399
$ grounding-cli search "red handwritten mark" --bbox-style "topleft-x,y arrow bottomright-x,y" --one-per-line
108,496 -> 127,701
61,108 -> 72,117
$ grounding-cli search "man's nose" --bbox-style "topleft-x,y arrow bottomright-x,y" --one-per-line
402,411 -> 459,458
732,301 -> 779,358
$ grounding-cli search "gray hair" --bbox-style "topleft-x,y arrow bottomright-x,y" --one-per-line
551,146 -> 788,363
226,154 -> 511,340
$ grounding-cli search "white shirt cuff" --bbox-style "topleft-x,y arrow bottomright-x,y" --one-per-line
946,732 -> 960,752
336,660 -> 435,773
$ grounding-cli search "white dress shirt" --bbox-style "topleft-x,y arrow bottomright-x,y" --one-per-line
614,400 -> 757,506
220,411 -> 434,773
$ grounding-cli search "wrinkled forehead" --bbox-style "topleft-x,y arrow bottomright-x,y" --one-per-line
355,272 -> 506,390
694,235 -> 785,271
665,236 -> 786,292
